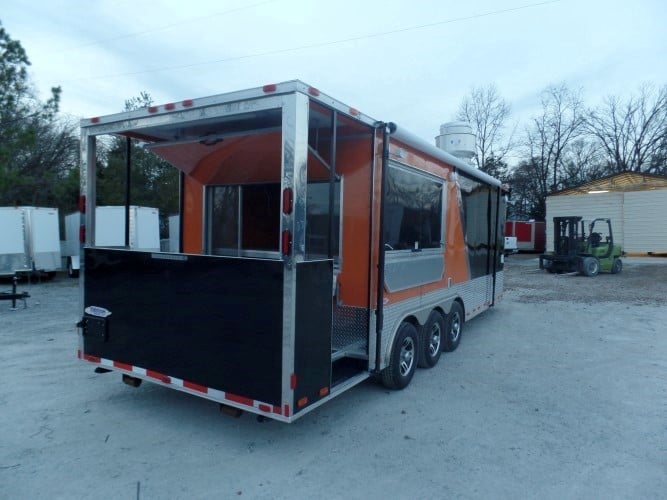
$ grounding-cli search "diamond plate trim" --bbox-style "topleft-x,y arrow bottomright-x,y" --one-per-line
379,271 -> 504,369
333,305 -> 369,351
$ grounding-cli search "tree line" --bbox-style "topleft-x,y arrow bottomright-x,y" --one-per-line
1,21 -> 665,229
0,23 -> 177,236
456,82 -> 667,220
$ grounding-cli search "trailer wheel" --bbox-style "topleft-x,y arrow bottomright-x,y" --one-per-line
582,257 -> 599,277
443,301 -> 464,352
418,311 -> 444,368
381,322 -> 418,390
611,258 -> 622,274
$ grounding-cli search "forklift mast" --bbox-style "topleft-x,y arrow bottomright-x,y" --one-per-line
553,216 -> 584,257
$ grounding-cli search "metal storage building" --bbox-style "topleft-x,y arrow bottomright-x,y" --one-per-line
546,172 -> 667,254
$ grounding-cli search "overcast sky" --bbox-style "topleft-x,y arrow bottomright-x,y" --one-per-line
3,0 -> 666,149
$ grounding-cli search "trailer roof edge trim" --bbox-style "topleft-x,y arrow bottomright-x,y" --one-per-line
388,123 -> 501,187
79,80 -> 377,130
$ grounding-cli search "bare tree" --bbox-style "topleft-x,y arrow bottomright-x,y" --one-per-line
524,83 -> 586,194
560,138 -> 605,189
456,84 -> 514,175
586,83 -> 667,173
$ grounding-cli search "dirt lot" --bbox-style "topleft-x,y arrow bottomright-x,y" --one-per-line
1,256 -> 665,499
506,254 -> 667,305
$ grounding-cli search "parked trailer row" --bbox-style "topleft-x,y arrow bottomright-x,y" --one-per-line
77,81 -> 508,423
62,206 -> 161,277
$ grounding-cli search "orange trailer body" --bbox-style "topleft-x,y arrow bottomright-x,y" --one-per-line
77,81 -> 507,422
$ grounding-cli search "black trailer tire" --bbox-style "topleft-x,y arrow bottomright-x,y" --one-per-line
443,301 -> 464,352
381,322 -> 418,390
582,257 -> 599,277
611,258 -> 622,274
418,310 -> 444,368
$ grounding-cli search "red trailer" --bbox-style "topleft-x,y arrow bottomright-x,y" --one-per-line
505,221 -> 545,252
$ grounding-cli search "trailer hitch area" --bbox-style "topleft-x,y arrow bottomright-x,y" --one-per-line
0,276 -> 30,310
219,403 -> 244,419
122,374 -> 143,388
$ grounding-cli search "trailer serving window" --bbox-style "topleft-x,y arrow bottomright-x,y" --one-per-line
383,162 -> 446,292
384,163 -> 444,251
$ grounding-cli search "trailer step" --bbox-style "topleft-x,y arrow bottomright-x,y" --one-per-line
331,340 -> 368,362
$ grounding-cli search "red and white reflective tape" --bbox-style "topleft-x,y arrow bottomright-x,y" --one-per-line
78,350 -> 287,416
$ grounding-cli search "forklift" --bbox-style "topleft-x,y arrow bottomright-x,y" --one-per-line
539,217 -> 623,277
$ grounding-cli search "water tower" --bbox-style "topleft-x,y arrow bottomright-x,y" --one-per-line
435,121 -> 476,164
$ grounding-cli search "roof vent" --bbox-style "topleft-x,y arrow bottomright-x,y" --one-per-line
435,121 -> 476,164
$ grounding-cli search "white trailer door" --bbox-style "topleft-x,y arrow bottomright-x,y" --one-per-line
30,208 -> 62,271
0,208 -> 29,275
63,213 -> 80,257
134,207 -> 160,251
95,206 -> 125,247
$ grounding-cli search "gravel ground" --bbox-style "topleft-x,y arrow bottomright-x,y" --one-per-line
1,256 -> 665,499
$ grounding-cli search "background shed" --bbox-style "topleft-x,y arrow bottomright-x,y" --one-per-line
545,172 -> 667,254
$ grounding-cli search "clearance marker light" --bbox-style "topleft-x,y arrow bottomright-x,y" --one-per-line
282,230 -> 292,256
147,106 -> 158,113
78,195 -> 86,214
282,188 -> 293,214
182,99 -> 194,107
90,117 -> 100,123
263,84 -> 277,93
164,103 -> 175,110
308,86 -> 320,96
349,107 -> 360,116
79,225 -> 86,244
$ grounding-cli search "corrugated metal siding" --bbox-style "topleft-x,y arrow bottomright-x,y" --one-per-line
623,190 -> 667,253
545,193 -> 624,251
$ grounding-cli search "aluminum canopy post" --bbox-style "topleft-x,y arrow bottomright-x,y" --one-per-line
280,91 -> 310,418
124,136 -> 131,248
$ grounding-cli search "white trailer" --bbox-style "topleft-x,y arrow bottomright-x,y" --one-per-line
0,208 -> 29,276
62,206 -> 160,276
168,214 -> 180,253
0,206 -> 61,277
